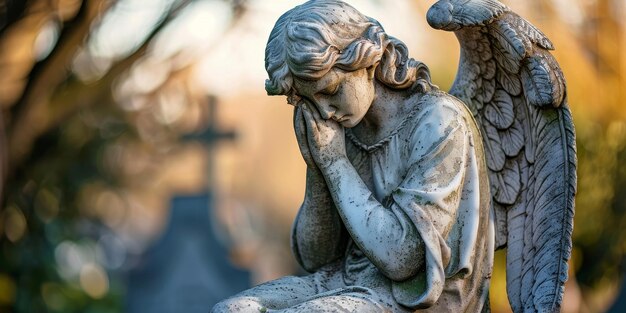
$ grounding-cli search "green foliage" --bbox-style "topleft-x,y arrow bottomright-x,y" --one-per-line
573,121 -> 626,290
0,103 -> 131,312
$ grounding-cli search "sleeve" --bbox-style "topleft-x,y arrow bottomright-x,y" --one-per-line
291,167 -> 348,272
389,100 -> 478,309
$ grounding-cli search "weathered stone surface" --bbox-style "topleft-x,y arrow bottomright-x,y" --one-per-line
213,1 -> 576,312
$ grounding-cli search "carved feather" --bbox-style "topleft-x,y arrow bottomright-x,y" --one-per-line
489,158 -> 521,205
521,55 -> 562,107
428,0 -> 576,312
493,202 -> 508,249
427,0 -> 508,31
499,119 -> 524,157
482,58 -> 497,80
492,40 -> 521,74
507,13 -> 555,51
489,20 -> 527,60
498,68 -> 523,96
515,95 -> 536,164
482,77 -> 497,104
485,90 -> 515,129
481,117 -> 506,172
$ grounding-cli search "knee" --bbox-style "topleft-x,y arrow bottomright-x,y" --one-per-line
210,300 -> 230,313
211,296 -> 267,313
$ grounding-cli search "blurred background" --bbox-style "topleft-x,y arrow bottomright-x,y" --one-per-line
0,0 -> 624,312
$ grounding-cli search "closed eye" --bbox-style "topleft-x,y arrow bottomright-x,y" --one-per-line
318,84 -> 339,96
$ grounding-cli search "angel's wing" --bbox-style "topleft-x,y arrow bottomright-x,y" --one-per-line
426,1 -> 576,312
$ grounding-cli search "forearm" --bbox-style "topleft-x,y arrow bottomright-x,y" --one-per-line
321,157 -> 423,281
292,166 -> 346,272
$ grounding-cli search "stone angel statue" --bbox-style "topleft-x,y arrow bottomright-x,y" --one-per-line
212,0 -> 576,312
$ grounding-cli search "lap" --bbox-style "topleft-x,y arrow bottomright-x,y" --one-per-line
278,287 -> 390,313
212,261 -> 409,313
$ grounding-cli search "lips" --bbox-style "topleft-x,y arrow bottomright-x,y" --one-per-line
334,115 -> 348,123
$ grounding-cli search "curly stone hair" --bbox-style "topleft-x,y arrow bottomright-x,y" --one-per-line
264,0 -> 436,104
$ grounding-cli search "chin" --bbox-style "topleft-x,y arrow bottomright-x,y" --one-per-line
341,119 -> 358,128
342,114 -> 366,128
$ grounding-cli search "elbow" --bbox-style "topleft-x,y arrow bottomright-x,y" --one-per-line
299,259 -> 322,273
378,256 -> 421,281
296,243 -> 344,272
292,237 -> 329,273
374,247 -> 424,281
372,236 -> 425,281
370,226 -> 425,281
292,223 -> 346,273
381,266 -> 413,281
300,258 -> 330,273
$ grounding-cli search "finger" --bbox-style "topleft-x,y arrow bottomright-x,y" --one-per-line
294,107 -> 312,147
292,105 -> 300,129
296,111 -> 310,149
301,104 -> 318,134
293,109 -> 318,167
294,114 -> 308,149
307,102 -> 324,124
293,106 -> 305,135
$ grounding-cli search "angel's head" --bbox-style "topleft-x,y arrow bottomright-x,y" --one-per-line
264,0 -> 435,126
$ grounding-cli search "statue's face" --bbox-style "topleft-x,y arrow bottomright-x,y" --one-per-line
293,67 -> 375,128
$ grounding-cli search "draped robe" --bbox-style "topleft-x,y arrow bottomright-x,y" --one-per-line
213,91 -> 494,313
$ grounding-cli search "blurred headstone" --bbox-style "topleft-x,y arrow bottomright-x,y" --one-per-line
181,95 -> 236,190
127,96 -> 246,312
126,194 -> 250,312
608,276 -> 626,313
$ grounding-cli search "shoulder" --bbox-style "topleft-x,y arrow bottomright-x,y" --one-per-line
406,90 -> 475,132
398,90 -> 476,163
418,90 -> 473,119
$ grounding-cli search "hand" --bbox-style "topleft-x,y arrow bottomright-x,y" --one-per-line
301,102 -> 347,169
293,106 -> 317,168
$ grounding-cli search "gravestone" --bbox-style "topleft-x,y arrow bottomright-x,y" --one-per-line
126,194 -> 250,312
127,96 -> 246,312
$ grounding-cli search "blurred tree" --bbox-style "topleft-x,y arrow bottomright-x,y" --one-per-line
0,0 -> 247,312
562,1 -> 625,311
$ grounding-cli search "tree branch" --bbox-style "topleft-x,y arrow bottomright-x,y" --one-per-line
6,0 -> 195,176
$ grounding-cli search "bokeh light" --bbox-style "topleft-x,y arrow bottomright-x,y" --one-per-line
79,263 -> 109,299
